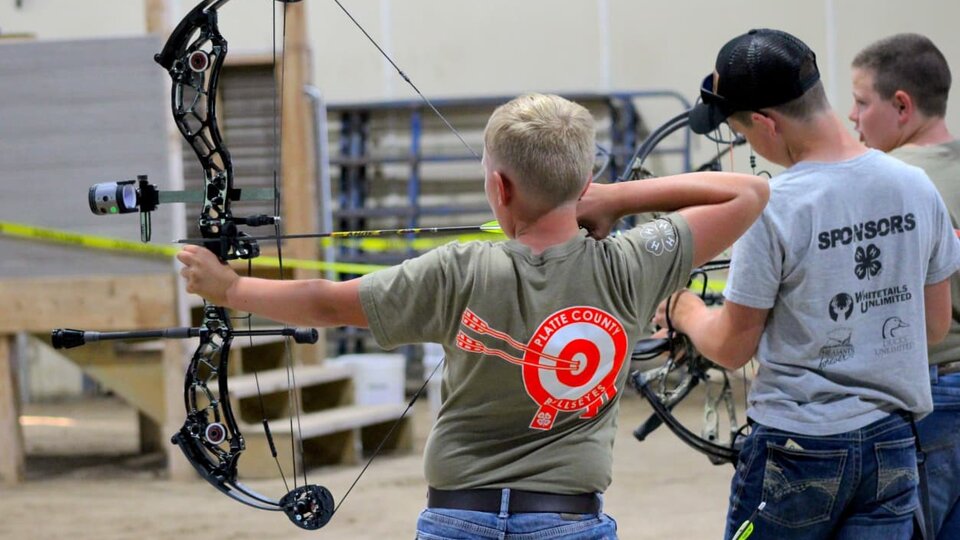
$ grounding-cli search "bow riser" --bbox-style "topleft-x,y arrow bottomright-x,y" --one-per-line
155,0 -> 331,529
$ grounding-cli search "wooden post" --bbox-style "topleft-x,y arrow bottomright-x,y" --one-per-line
0,334 -> 25,484
146,0 -> 194,480
280,1 -> 324,365
144,0 -> 171,36
163,339 -> 193,480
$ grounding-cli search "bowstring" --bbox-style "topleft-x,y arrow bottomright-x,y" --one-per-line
331,0 -> 481,161
273,0 -> 311,491
311,0 -> 482,513
714,123 -> 755,435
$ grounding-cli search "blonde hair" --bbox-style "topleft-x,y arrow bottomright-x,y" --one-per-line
483,93 -> 595,209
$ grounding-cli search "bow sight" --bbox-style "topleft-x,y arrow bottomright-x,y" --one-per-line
87,175 -> 277,258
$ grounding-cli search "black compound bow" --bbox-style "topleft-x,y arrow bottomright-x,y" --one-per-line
53,0 -> 337,530
619,111 -> 753,466
52,0 -> 487,530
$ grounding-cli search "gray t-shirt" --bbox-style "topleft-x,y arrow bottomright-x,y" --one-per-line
360,215 -> 693,493
725,149 -> 960,436
891,141 -> 960,365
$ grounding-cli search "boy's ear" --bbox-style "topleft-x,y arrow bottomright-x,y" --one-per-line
892,90 -> 914,123
578,177 -> 592,200
753,111 -> 778,137
494,170 -> 514,206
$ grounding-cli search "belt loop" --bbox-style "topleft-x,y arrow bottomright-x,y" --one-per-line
499,488 -> 511,517
930,365 -> 939,385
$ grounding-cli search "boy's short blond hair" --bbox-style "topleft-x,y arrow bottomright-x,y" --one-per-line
484,94 -> 595,210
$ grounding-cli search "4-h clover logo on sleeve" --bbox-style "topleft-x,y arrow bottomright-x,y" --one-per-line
854,243 -> 882,280
638,219 -> 678,256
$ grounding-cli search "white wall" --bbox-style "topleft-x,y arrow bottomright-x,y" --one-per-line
3,0 -> 960,167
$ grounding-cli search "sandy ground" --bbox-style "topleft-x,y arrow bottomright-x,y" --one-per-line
1,391 -> 736,539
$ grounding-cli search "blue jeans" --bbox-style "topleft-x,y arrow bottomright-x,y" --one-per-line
725,412 -> 919,539
917,369 -> 960,540
416,490 -> 617,539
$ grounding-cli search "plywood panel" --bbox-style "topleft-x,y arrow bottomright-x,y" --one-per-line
0,274 -> 176,332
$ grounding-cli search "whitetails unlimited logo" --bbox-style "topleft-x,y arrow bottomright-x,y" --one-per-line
456,307 -> 628,430
828,285 -> 913,320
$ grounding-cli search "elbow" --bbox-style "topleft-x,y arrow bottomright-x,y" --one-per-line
747,176 -> 770,213
710,348 -> 755,370
927,322 -> 950,346
697,337 -> 756,370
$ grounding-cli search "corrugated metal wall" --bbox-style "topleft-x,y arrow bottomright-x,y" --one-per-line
0,36 -> 172,277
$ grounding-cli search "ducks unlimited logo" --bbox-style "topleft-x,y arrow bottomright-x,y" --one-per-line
456,307 -> 628,431
875,317 -> 913,357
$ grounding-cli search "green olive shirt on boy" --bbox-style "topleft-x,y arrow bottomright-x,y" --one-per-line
360,214 -> 693,494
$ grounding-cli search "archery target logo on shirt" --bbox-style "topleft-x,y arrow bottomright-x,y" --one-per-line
456,307 -> 628,431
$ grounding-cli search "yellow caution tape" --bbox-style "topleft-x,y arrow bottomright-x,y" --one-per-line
0,221 -> 178,257
0,220 -> 729,287
0,221 -> 388,275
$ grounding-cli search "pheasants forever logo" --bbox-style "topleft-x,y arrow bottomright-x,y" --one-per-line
456,307 -> 628,431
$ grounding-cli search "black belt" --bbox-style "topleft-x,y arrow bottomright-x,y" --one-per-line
427,487 -> 600,514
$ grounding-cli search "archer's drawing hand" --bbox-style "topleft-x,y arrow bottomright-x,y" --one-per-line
576,182 -> 619,240
176,245 -> 239,306
653,290 -> 705,334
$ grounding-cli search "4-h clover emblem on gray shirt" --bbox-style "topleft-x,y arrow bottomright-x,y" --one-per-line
638,219 -> 678,256
854,243 -> 882,280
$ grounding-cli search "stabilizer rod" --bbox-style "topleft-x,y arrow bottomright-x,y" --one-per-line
51,327 -> 318,349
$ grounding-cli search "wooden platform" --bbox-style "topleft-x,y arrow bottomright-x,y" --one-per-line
0,274 -> 413,485
222,338 -> 412,479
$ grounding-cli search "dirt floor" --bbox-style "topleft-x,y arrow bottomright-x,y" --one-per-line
1,391 -> 735,539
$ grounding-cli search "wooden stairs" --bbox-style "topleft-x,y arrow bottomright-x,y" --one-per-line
56,330 -> 413,479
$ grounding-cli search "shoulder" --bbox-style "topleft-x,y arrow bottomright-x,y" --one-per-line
618,214 -> 690,253
864,148 -> 931,179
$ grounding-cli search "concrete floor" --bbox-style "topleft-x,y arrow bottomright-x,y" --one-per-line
2,390 -> 736,539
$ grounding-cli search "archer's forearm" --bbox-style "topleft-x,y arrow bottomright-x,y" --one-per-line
675,305 -> 757,370
602,172 -> 767,217
225,276 -> 367,328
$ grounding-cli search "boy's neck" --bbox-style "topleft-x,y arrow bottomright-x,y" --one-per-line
509,204 -> 582,254
785,113 -> 865,165
902,117 -> 954,147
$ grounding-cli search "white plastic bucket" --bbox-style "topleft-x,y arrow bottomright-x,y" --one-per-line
332,353 -> 405,406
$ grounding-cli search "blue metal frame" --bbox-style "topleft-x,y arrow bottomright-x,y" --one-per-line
327,90 -> 692,250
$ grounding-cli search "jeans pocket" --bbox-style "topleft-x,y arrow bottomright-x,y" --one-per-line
416,509 -> 500,539
875,436 -> 919,516
514,514 -> 613,540
761,442 -> 847,528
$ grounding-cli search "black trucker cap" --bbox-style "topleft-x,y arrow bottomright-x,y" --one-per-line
689,28 -> 821,134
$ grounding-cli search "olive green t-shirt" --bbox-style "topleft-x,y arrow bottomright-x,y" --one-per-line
359,214 -> 693,493
891,141 -> 960,365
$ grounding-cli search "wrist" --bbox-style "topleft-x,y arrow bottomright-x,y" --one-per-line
602,183 -> 631,220
669,291 -> 703,333
222,274 -> 243,308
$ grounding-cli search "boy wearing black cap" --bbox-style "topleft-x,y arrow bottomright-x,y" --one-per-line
657,28 -> 960,539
